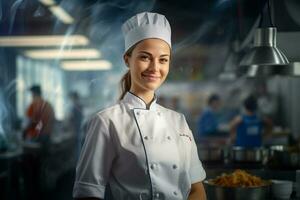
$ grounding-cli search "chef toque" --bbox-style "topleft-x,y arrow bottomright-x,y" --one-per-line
122,12 -> 171,53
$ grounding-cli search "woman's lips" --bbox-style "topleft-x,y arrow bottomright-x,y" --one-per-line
142,73 -> 160,82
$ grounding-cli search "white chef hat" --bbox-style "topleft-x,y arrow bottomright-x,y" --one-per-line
122,12 -> 172,53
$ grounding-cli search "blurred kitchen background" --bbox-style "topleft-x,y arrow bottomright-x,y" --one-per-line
1,0 -> 300,199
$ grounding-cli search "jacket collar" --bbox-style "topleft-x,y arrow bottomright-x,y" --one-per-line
122,92 -> 157,111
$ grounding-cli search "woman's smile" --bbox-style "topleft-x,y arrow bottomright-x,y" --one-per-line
141,73 -> 161,82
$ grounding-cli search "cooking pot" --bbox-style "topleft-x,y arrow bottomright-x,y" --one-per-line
230,146 -> 267,163
197,145 -> 224,162
268,145 -> 300,169
204,180 -> 271,200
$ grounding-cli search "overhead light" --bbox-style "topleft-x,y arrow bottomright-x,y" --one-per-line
240,27 -> 289,67
49,6 -> 74,24
24,49 -> 101,59
239,0 -> 289,77
61,60 -> 112,71
240,27 -> 290,77
39,0 -> 56,6
0,35 -> 89,47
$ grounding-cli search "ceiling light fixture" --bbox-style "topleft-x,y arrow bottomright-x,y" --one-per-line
39,0 -> 56,6
61,60 -> 112,71
49,6 -> 74,24
240,27 -> 289,66
24,49 -> 101,59
0,35 -> 89,47
239,0 -> 290,77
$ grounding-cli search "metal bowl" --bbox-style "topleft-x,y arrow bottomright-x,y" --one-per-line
197,146 -> 224,162
230,146 -> 266,163
204,180 -> 271,200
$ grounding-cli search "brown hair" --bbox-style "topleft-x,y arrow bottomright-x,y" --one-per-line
119,45 -> 136,100
119,71 -> 131,100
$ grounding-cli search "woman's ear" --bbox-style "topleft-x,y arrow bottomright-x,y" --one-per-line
123,54 -> 130,68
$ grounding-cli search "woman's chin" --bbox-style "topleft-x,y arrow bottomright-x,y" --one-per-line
143,83 -> 160,91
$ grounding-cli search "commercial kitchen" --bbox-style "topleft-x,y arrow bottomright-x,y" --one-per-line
1,0 -> 300,199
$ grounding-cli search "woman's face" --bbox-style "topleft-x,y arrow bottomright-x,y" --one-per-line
124,38 -> 171,94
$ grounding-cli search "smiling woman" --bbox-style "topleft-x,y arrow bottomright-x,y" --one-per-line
73,12 -> 207,200
123,38 -> 171,104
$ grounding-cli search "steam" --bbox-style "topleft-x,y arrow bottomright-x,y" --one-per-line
0,92 -> 8,154
87,0 -> 156,63
33,5 -> 46,18
5,79 -> 17,102
0,0 -> 2,21
47,0 -> 156,69
57,26 -> 76,60
0,85 -> 8,135
174,21 -> 216,53
174,0 -> 234,53
9,0 -> 24,34
0,78 -> 19,139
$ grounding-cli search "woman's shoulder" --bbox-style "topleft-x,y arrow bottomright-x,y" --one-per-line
96,101 -> 126,117
85,102 -> 124,121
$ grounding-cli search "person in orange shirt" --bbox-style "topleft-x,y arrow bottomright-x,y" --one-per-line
23,85 -> 55,143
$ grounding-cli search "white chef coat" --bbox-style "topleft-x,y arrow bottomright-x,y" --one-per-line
73,92 -> 206,200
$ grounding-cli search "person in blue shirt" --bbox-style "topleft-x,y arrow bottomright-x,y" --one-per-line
197,94 -> 221,137
229,95 -> 272,147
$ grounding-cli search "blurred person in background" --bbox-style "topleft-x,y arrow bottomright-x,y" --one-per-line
68,91 -> 83,160
22,85 -> 55,200
197,94 -> 224,137
23,85 -> 55,144
73,12 -> 206,200
229,95 -> 272,147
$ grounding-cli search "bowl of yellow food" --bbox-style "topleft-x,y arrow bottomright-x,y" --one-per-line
204,169 -> 271,200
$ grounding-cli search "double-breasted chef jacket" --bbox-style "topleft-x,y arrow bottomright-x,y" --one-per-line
73,92 -> 206,200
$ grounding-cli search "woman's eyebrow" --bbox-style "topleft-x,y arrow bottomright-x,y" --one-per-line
138,51 -> 152,56
138,51 -> 170,57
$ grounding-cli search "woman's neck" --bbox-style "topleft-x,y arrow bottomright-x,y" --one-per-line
129,89 -> 155,108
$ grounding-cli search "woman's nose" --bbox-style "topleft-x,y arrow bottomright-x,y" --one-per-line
149,59 -> 159,71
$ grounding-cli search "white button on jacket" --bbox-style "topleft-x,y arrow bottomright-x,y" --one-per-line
73,92 -> 206,200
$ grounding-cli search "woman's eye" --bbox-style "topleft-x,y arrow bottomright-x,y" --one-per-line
140,55 -> 150,61
160,58 -> 169,63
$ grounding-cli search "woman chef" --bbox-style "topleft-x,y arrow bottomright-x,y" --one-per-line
73,12 -> 207,200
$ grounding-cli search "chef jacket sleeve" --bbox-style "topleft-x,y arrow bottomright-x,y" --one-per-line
73,114 -> 117,199
184,116 -> 206,184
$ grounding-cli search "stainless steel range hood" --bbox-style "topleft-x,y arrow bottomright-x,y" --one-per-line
239,27 -> 293,77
